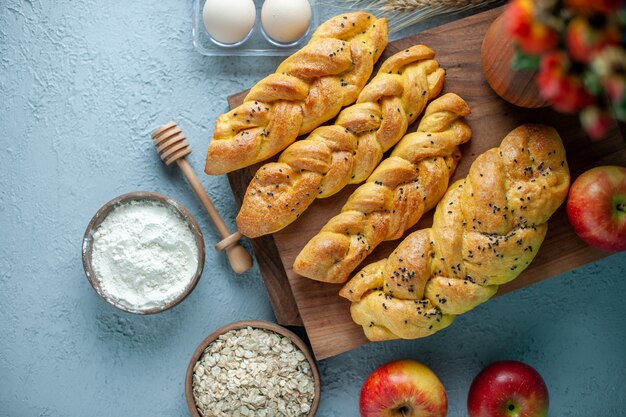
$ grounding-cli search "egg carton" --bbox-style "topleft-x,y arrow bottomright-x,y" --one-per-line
192,0 -> 322,56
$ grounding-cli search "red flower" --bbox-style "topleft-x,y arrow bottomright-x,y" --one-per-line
537,52 -> 594,113
505,0 -> 558,55
580,106 -> 614,139
565,0 -> 625,15
566,16 -> 621,63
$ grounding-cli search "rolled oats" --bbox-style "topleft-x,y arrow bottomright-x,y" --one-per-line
192,327 -> 316,417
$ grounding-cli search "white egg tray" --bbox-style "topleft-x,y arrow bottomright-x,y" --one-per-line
192,0 -> 321,56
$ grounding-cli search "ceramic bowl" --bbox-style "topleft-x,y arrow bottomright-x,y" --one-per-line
185,320 -> 321,416
82,191 -> 205,314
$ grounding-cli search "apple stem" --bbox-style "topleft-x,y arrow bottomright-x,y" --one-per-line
618,202 -> 625,213
401,410 -> 408,417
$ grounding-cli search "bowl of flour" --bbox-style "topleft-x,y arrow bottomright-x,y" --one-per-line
82,192 -> 205,314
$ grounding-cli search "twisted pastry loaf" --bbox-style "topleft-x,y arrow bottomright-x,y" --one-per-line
205,12 -> 388,175
293,93 -> 471,284
339,124 -> 570,341
236,45 -> 446,237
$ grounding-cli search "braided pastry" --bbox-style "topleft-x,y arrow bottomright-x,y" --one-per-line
236,45 -> 446,237
339,124 -> 570,341
204,12 -> 388,175
293,93 -> 471,284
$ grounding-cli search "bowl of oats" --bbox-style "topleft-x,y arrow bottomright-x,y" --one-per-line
185,320 -> 320,417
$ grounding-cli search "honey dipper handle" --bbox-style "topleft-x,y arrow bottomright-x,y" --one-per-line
176,158 -> 253,274
177,158 -> 229,237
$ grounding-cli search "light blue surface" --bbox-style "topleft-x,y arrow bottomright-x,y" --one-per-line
1,1 -> 625,416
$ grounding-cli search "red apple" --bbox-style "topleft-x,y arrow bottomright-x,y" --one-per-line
566,165 -> 626,252
360,359 -> 447,417
467,360 -> 549,417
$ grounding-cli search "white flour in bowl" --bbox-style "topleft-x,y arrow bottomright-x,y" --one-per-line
91,200 -> 199,311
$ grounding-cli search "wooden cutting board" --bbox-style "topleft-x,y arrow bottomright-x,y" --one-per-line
226,6 -> 626,359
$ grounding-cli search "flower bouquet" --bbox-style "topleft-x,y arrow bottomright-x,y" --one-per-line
505,0 -> 626,139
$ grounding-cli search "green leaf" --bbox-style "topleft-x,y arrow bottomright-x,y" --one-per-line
511,47 -> 541,71
611,98 -> 626,121
583,71 -> 604,97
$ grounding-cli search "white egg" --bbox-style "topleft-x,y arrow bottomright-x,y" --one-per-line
261,0 -> 312,44
202,0 -> 256,45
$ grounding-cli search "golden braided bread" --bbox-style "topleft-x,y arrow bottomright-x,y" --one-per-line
204,12 -> 388,175
236,45 -> 445,237
339,124 -> 570,341
293,93 -> 471,284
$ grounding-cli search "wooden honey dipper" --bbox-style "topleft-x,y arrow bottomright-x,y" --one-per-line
151,121 -> 253,274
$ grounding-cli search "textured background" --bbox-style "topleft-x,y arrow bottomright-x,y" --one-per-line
1,1 -> 625,416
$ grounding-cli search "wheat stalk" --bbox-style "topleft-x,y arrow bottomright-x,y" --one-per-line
337,0 -> 501,33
